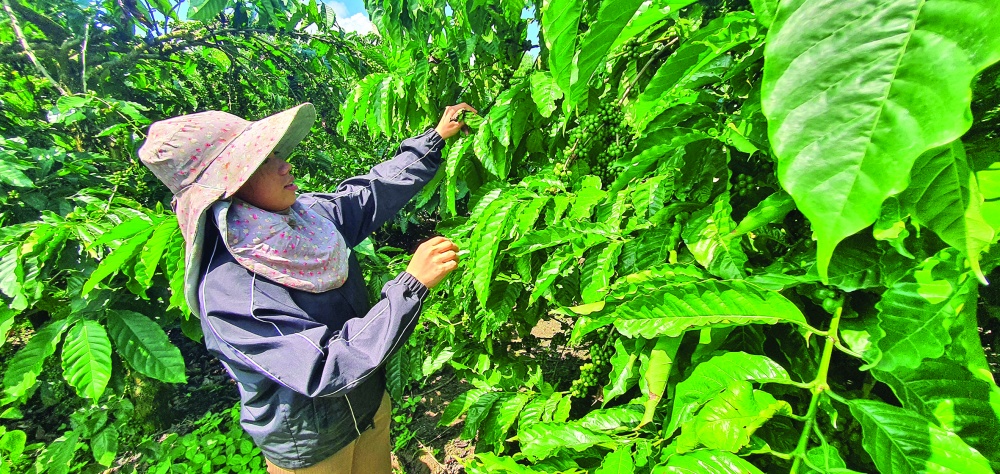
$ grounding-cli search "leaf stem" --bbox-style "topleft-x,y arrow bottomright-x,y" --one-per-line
789,304 -> 841,473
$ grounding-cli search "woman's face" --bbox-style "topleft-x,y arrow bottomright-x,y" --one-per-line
235,153 -> 298,211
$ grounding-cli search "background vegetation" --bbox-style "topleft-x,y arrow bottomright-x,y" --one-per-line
1,0 -> 999,472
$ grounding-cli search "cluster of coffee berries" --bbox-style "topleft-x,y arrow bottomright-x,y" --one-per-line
732,173 -> 759,196
553,161 -> 573,180
569,330 -> 614,398
621,38 -> 642,61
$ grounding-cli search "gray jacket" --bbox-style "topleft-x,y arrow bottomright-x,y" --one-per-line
197,129 -> 445,468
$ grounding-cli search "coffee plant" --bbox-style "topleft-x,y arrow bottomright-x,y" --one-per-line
1,0 -> 999,472
339,0 -> 1000,472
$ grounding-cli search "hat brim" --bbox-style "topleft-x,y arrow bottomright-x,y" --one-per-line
175,102 -> 316,317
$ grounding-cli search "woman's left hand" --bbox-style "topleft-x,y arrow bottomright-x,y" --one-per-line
434,103 -> 478,140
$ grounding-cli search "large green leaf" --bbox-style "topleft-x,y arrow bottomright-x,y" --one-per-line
682,195 -> 747,280
899,142 -> 994,283
610,279 -> 806,339
440,388 -> 489,427
761,0 -> 1000,280
571,0 -> 646,105
461,392 -> 502,440
868,250 -> 971,372
0,246 -> 26,311
82,227 -> 156,295
874,359 -> 1000,464
666,352 -> 790,436
676,380 -> 791,453
444,137 -> 474,216
540,0 -> 584,97
478,393 -> 531,453
849,400 -> 992,474
596,448 -> 635,474
603,337 -> 645,404
634,12 -> 759,131
654,449 -> 765,473
529,71 -> 562,118
106,310 -> 186,383
581,241 -> 623,303
471,197 -> 519,306
188,0 -> 231,22
638,336 -> 681,426
61,320 -> 112,400
2,319 -> 71,403
0,158 -> 33,188
519,422 -> 616,461
133,219 -> 178,288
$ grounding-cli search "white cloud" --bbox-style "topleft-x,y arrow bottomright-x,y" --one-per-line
326,1 -> 377,35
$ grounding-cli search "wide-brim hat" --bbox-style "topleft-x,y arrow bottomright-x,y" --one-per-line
139,103 -> 316,316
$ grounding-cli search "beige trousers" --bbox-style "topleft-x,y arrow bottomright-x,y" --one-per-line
266,392 -> 392,474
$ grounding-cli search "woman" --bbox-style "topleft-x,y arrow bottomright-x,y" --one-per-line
139,102 -> 475,473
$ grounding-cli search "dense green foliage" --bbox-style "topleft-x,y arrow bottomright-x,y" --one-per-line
339,0 -> 1000,472
2,0 -> 1000,472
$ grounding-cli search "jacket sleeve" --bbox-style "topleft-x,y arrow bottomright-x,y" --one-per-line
200,263 -> 429,398
301,129 -> 446,247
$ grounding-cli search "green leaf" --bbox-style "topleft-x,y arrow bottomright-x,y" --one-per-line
83,226 -> 155,295
899,142 -> 994,284
3,319 -> 71,402
0,247 -> 26,311
35,431 -> 79,474
578,405 -> 644,431
638,336 -> 681,426
519,422 -> 616,461
187,0 -> 230,22
461,392 -> 502,440
581,241 -> 623,304
0,158 -> 33,187
803,445 -> 863,474
868,251 -> 971,372
749,0 -> 777,28
134,219 -> 178,288
541,0 -> 584,97
656,449 -> 765,473
440,388 -> 489,427
731,191 -> 795,237
61,320 -> 113,400
603,337 -> 645,404
609,279 -> 806,339
849,400 -> 993,474
873,359 -> 1000,463
572,0 -> 646,104
634,12 -> 759,131
106,310 -> 187,383
478,393 -> 531,453
596,448 -> 635,474
666,352 -> 790,436
444,136 -> 473,216
677,380 -> 791,453
761,0 -> 1000,280
529,72 -> 562,118
509,221 -> 612,256
682,195 -> 747,279
471,197 -> 519,306
91,425 -> 118,466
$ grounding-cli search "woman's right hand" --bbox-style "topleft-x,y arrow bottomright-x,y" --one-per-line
406,236 -> 459,289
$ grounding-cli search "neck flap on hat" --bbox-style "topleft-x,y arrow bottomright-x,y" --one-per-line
211,199 -> 350,292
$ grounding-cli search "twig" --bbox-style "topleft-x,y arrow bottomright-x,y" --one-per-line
620,37 -> 678,102
81,19 -> 90,92
2,0 -> 69,96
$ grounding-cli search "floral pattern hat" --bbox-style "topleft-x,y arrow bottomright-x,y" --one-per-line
139,103 -> 316,317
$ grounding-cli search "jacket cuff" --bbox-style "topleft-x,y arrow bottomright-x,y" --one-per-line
397,271 -> 430,300
420,128 -> 446,153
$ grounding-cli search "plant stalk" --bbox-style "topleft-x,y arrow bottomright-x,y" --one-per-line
2,0 -> 69,96
789,305 -> 841,474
